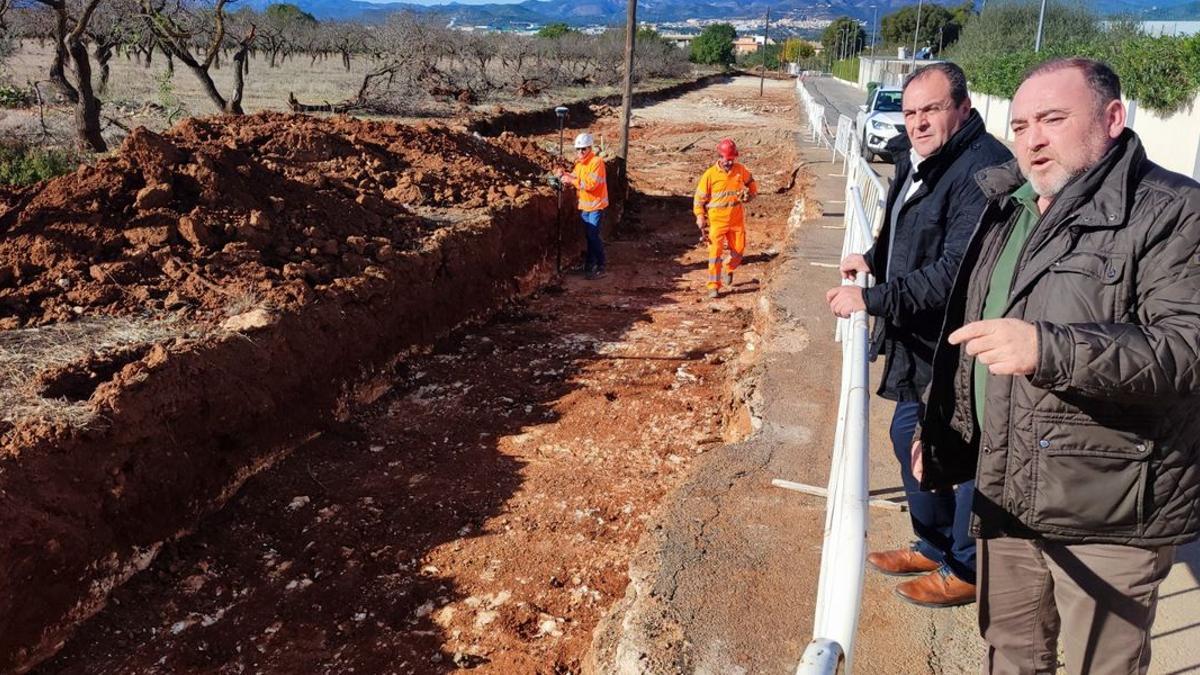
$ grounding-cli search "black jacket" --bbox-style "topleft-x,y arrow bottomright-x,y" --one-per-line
919,130 -> 1200,545
863,110 -> 1012,402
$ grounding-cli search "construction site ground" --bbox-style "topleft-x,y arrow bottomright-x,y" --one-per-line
31,76 -> 801,674
16,71 -> 1199,675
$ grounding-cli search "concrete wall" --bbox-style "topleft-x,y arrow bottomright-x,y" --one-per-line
969,89 -> 1200,181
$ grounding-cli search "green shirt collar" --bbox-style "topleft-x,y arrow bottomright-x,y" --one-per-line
1012,180 -> 1039,216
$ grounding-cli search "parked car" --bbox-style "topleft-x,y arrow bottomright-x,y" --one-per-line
856,86 -> 905,162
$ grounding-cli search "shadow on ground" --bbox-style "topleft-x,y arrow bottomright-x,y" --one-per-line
34,189 -> 723,674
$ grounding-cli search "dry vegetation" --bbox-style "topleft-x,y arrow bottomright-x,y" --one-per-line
0,2 -> 693,154
0,315 -> 197,428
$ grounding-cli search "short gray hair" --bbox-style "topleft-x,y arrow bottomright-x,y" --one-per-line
1021,57 -> 1122,110
902,62 -> 969,106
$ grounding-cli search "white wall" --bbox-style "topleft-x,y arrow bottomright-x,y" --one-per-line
858,57 -> 1200,180
970,89 -> 1200,181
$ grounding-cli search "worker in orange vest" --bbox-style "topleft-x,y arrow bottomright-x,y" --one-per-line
555,132 -> 609,280
693,138 -> 757,298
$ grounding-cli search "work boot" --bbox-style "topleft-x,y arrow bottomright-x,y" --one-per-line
866,547 -> 941,576
894,569 -> 976,608
724,271 -> 734,288
708,288 -> 719,299
586,269 -> 606,280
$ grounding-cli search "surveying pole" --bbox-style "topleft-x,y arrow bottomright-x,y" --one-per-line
555,105 -> 569,273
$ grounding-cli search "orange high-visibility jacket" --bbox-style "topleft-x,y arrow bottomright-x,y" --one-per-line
693,162 -> 757,228
572,151 -> 609,212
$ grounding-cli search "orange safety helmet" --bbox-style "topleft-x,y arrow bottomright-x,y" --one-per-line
716,138 -> 738,160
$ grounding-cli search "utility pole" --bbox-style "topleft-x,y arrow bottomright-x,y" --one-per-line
1034,0 -> 1047,52
911,0 -> 924,64
759,6 -> 770,97
617,0 -> 637,231
870,4 -> 878,57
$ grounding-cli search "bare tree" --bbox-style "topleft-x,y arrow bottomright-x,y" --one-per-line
139,0 -> 256,114
33,0 -> 108,152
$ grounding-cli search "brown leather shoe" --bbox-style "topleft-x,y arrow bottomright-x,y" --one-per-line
895,570 -> 976,608
866,548 -> 940,576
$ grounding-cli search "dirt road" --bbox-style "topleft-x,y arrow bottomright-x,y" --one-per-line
35,76 -> 803,674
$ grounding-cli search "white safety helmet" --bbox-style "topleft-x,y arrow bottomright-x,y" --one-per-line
573,132 -> 594,149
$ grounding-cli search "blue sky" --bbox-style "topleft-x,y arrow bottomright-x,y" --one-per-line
360,0 -> 531,4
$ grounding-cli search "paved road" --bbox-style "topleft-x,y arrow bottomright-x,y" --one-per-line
806,76 -> 868,122
805,76 -> 897,181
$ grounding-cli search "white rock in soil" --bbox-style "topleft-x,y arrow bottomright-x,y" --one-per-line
536,613 -> 563,638
221,308 -> 275,333
287,495 -> 310,511
474,610 -> 498,629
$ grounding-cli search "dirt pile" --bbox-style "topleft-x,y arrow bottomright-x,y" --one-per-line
0,113 -> 556,329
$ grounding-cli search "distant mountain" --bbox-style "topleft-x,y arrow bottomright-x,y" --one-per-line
239,0 -> 1200,25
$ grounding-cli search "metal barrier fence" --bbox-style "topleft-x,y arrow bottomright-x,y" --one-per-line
793,78 -> 884,675
797,78 -> 832,149
832,115 -> 853,172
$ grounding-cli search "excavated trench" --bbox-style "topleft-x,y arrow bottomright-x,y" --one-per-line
0,112 -> 611,673
0,74 -> 800,673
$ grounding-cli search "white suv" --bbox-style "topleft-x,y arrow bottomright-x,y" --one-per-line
856,87 -> 905,162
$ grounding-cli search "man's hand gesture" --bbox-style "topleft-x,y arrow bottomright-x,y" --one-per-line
949,319 -> 1039,376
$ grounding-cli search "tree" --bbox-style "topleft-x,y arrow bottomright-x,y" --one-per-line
880,3 -> 961,55
951,0 -> 976,27
537,22 -> 574,39
781,38 -> 815,62
260,3 -> 316,67
740,42 -> 782,70
821,17 -> 865,59
140,0 -> 258,115
690,22 -> 735,66
33,0 -> 108,152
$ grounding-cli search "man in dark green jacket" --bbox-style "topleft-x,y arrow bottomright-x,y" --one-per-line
915,58 -> 1200,674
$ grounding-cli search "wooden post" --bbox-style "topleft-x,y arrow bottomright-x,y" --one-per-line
618,0 -> 637,164
617,0 -> 637,233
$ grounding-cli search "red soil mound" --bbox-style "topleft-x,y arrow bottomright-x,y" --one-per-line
0,113 -> 556,329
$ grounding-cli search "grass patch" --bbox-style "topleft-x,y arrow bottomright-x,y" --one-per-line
0,84 -> 30,109
0,142 -> 80,186
832,58 -> 860,83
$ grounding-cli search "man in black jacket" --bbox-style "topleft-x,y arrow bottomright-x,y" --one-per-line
915,58 -> 1200,674
827,62 -> 1011,606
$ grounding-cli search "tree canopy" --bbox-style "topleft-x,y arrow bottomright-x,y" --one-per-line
879,2 -> 963,56
689,23 -> 736,65
821,17 -> 866,59
536,22 -> 575,39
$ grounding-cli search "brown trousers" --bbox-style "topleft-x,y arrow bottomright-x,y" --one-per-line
978,538 -> 1175,675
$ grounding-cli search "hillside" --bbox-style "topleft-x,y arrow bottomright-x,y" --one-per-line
247,0 -> 1200,25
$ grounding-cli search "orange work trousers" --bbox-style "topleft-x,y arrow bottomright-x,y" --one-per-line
706,221 -> 746,290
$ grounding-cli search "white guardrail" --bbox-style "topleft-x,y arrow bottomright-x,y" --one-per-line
797,77 -> 832,149
794,77 -> 888,675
